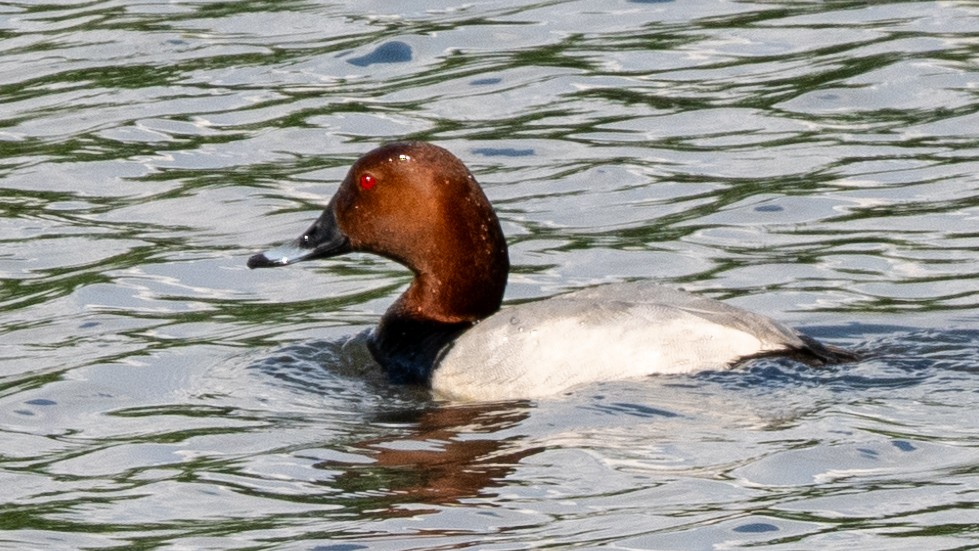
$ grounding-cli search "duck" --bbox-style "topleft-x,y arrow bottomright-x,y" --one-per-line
248,141 -> 856,401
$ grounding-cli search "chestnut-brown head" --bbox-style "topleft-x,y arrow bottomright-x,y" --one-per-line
249,142 -> 509,325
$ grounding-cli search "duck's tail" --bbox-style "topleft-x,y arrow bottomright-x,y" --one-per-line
795,334 -> 862,365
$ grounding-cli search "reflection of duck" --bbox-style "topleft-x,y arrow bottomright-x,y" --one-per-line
316,403 -> 538,512
249,142 -> 857,401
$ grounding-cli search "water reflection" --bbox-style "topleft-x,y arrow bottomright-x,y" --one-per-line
320,402 -> 538,514
251,336 -> 540,512
346,41 -> 414,67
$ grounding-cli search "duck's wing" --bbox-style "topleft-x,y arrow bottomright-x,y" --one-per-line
562,281 -> 856,364
566,282 -> 801,343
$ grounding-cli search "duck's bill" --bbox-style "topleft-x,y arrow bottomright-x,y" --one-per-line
247,243 -> 315,268
247,207 -> 351,269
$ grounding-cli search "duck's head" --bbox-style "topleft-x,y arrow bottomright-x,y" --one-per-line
248,142 -> 509,324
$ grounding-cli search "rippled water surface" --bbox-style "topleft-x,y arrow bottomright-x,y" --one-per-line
2,0 -> 978,549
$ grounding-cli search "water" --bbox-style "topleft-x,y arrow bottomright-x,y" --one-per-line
1,0 -> 978,549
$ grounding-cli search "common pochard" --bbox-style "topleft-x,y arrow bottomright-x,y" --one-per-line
248,142 -> 856,401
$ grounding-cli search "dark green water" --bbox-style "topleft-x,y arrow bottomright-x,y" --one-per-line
1,1 -> 977,549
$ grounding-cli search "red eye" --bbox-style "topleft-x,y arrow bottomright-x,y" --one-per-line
359,173 -> 376,190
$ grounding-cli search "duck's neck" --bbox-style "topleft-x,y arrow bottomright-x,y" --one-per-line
370,227 -> 509,384
368,312 -> 471,385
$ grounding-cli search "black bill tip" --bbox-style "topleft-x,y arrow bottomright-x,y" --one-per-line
247,253 -> 278,269
246,243 -> 311,269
